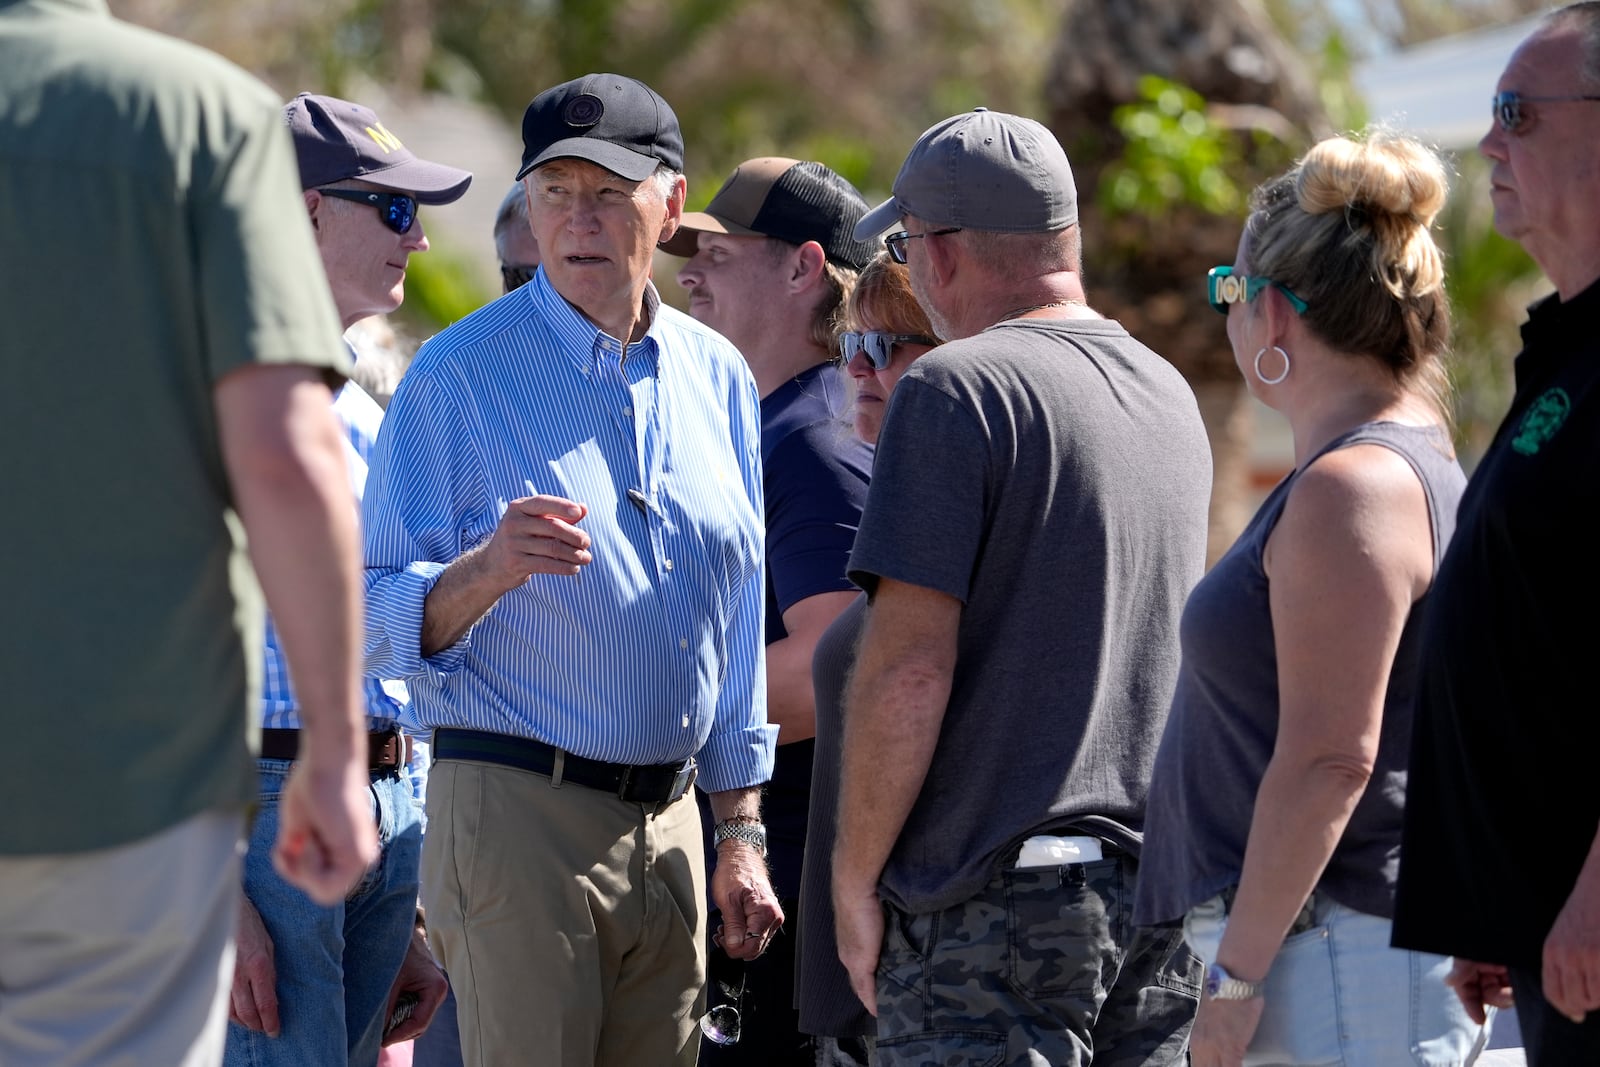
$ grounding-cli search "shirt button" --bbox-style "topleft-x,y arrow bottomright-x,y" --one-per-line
664,559 -> 673,571
682,714 -> 690,728
679,638 -> 688,650
623,405 -> 633,417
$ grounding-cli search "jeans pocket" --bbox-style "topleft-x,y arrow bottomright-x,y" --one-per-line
1249,927 -> 1341,1065
1003,859 -> 1123,998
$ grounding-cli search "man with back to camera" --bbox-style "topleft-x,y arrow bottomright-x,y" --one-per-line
667,157 -> 875,1064
832,108 -> 1212,1066
361,73 -> 782,1067
0,3 -> 377,1064
1394,6 -> 1600,1065
224,92 -> 471,1067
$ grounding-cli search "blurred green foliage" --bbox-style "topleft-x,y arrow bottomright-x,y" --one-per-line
1101,77 -> 1253,219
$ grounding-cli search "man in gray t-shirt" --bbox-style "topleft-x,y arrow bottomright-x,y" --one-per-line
834,109 -> 1212,1067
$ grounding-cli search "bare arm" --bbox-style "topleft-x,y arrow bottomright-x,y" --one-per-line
764,590 -> 859,744
419,495 -> 591,657
1192,445 -> 1434,1065
833,578 -> 960,1013
706,787 -> 785,962
1542,830 -> 1600,1022
215,364 -> 375,904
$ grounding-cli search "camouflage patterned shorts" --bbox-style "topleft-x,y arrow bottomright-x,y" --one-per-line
874,850 -> 1199,1067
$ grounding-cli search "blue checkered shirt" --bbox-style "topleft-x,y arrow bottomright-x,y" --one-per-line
261,379 -> 406,731
362,271 -> 773,794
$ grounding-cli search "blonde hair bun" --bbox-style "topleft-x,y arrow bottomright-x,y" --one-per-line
1295,131 -> 1449,230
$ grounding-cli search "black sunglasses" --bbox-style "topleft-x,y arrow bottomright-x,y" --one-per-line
501,263 -> 538,293
1491,90 -> 1600,134
883,227 -> 961,264
319,188 -> 418,235
839,329 -> 937,370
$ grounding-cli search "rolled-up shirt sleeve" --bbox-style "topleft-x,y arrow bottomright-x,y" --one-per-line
695,374 -> 776,794
362,368 -> 486,681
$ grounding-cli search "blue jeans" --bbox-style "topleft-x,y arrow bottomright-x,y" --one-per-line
1184,895 -> 1488,1065
224,759 -> 423,1067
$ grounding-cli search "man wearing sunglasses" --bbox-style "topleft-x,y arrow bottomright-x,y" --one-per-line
222,92 -> 471,1067
832,108 -> 1212,1066
665,158 -> 875,1065
1394,6 -> 1600,1064
494,181 -> 541,293
362,74 -> 782,1067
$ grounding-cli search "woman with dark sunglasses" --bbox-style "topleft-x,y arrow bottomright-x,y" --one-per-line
1133,131 -> 1484,1066
796,253 -> 938,1066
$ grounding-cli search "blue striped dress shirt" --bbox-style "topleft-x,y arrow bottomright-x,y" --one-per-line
262,378 -> 406,731
362,271 -> 773,794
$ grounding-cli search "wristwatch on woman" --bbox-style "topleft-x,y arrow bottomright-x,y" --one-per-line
1204,962 -> 1265,1001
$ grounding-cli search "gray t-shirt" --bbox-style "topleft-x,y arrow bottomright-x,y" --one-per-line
847,316 -> 1212,914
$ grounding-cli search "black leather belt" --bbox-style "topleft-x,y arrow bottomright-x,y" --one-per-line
259,727 -> 406,772
432,728 -> 697,805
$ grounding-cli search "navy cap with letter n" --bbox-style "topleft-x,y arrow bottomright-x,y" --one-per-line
283,92 -> 472,204
517,73 -> 685,183
854,107 -> 1078,240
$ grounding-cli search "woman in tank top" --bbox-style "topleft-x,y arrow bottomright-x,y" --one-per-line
796,253 -> 940,1066
1133,131 -> 1486,1065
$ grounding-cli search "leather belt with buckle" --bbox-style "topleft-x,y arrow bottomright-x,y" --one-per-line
431,728 -> 697,805
259,727 -> 406,772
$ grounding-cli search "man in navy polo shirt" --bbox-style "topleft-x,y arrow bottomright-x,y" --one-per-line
669,158 -> 874,1065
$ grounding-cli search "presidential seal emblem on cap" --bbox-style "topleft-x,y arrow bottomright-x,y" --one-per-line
564,94 -> 604,128
517,73 -> 685,182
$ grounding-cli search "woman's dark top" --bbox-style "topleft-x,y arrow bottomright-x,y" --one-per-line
1134,421 -> 1466,926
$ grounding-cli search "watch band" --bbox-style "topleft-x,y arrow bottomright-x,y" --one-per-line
1204,962 -> 1265,1001
712,819 -> 768,858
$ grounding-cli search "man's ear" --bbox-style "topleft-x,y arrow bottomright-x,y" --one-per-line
922,226 -> 958,290
657,173 -> 688,245
790,241 -> 827,293
303,189 -> 322,231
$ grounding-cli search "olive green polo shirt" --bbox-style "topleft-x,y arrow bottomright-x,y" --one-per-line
0,0 -> 350,853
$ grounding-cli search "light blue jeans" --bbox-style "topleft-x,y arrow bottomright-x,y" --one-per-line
224,759 -> 423,1067
1183,894 -> 1489,1066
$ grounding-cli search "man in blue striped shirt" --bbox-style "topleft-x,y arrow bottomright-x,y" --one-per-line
226,93 -> 469,1067
363,74 -> 781,1067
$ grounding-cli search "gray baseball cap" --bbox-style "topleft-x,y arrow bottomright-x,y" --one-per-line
854,108 -> 1078,240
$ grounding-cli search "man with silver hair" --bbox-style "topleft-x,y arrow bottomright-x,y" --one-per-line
362,73 -> 781,1066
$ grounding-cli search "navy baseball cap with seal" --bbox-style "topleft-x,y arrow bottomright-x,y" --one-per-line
660,157 -> 876,270
283,92 -> 472,205
516,73 -> 684,183
854,108 -> 1078,239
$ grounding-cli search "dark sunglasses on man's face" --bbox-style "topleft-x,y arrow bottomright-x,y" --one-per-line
1491,90 -> 1600,134
838,329 -> 937,370
501,263 -> 538,293
318,188 -> 418,235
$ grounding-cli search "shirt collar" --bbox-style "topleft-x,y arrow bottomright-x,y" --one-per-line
527,268 -> 662,376
1517,275 -> 1600,388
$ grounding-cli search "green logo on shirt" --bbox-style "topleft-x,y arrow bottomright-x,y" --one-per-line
1512,387 -> 1571,456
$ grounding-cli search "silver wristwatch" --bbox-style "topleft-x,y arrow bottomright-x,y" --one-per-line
712,819 -> 768,858
1204,962 -> 1265,1001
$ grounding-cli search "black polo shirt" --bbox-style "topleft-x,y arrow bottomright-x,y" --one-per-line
1394,278 -> 1600,968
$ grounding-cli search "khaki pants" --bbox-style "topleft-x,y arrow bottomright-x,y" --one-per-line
422,758 -> 706,1067
0,809 -> 243,1067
